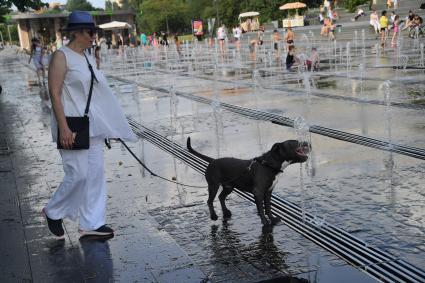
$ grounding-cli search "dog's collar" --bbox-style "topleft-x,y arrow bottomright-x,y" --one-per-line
253,158 -> 288,173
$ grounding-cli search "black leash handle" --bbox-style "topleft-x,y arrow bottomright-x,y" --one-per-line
115,138 -> 208,188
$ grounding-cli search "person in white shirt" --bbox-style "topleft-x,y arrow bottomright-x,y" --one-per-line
370,10 -> 380,34
217,24 -> 227,54
233,25 -> 242,51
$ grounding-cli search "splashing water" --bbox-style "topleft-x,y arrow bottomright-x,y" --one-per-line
383,81 -> 392,147
252,70 -> 262,109
383,80 -> 396,187
375,43 -> 380,66
346,42 -> 351,80
358,63 -> 364,98
299,163 -> 307,222
333,40 -> 338,71
302,72 -> 312,104
169,86 -> 179,122
354,30 -> 358,56
211,100 -> 224,157
293,116 -> 310,143
294,116 -> 321,225
399,55 -> 408,70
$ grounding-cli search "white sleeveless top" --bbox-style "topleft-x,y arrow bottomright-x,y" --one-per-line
51,46 -> 137,143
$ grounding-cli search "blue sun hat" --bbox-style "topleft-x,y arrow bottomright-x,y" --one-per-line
63,11 -> 97,31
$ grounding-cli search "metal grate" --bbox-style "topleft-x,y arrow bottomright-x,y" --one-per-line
128,118 -> 425,283
0,136 -> 10,155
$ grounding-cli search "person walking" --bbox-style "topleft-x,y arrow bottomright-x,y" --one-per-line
28,38 -> 45,86
44,11 -> 137,238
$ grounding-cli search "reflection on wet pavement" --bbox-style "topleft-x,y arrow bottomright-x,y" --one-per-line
150,201 -> 374,282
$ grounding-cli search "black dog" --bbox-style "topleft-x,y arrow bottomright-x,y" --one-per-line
187,137 -> 310,226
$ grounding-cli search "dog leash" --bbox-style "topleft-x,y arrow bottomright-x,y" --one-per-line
106,138 -> 208,188
108,138 -> 252,188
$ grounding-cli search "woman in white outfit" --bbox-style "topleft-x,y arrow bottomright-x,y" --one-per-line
43,11 -> 136,238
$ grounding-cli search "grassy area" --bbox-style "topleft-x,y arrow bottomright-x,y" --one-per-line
178,34 -> 194,42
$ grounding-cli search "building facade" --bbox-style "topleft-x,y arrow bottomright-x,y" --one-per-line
12,10 -> 135,50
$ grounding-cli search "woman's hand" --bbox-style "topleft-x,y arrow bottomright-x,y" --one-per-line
59,126 -> 76,149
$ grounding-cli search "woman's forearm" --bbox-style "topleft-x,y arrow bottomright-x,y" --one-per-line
50,91 -> 67,129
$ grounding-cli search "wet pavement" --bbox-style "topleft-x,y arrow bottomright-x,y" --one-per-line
1,7 -> 425,281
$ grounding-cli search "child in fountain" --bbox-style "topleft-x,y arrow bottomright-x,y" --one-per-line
286,45 -> 299,70
391,15 -> 399,47
283,27 -> 294,51
370,10 -> 380,35
379,10 -> 389,48
306,47 -> 320,71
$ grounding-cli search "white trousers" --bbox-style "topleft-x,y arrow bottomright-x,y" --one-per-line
45,138 -> 107,230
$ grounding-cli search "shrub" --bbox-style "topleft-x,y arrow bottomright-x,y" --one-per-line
344,0 -> 369,13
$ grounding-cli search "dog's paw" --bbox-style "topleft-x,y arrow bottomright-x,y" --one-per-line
210,214 -> 218,221
223,210 -> 232,219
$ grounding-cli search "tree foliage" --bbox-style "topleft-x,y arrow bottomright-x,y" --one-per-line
343,0 -> 368,12
66,0 -> 95,11
138,0 -> 190,34
135,0 -> 323,34
0,0 -> 47,22
105,0 -> 121,11
1,0 -> 47,12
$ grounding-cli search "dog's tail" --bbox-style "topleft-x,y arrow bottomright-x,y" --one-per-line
187,137 -> 214,163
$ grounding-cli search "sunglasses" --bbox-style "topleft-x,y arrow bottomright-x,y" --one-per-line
83,29 -> 96,37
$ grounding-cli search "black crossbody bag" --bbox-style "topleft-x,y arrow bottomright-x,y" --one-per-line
57,54 -> 98,150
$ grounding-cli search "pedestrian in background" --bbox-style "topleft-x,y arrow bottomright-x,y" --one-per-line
284,27 -> 294,51
28,37 -> 45,86
233,25 -> 242,51
140,32 -> 147,48
380,10 -> 389,48
217,24 -> 227,54
44,11 -> 136,239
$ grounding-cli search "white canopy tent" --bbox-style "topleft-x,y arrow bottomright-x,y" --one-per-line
98,21 -> 132,30
238,11 -> 260,19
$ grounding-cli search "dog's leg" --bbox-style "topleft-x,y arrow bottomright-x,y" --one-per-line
264,191 -> 280,225
207,183 -> 220,221
219,186 -> 233,219
253,193 -> 269,225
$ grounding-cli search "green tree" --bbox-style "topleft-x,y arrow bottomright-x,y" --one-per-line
0,0 -> 47,22
66,0 -> 95,11
215,0 -> 241,27
131,0 -> 323,36
139,0 -> 190,34
105,0 -> 121,11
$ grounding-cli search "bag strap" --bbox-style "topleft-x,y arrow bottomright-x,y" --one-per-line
83,53 -> 98,117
